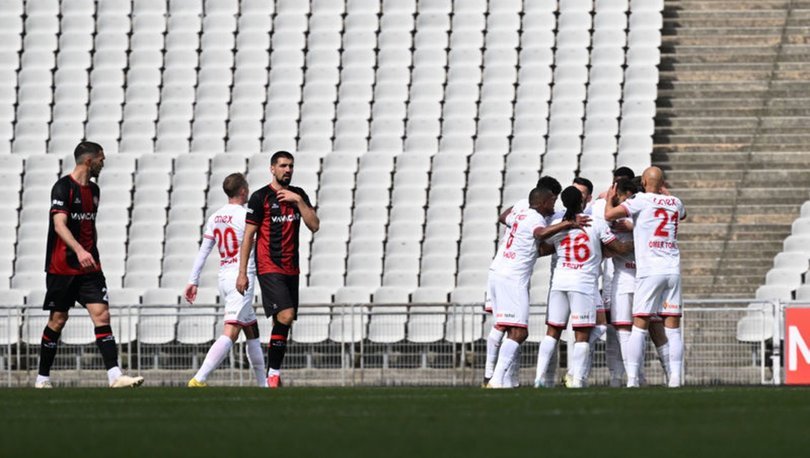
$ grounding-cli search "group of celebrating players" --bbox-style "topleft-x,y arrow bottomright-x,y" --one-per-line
36,140 -> 683,390
484,165 -> 686,389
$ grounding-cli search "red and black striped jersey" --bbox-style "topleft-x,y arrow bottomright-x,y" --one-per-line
246,184 -> 312,276
45,175 -> 102,275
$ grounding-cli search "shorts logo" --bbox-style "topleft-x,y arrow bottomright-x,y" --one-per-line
102,288 -> 109,302
663,301 -> 678,310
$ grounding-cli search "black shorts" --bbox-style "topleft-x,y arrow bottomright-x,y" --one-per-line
43,271 -> 109,312
257,273 -> 299,319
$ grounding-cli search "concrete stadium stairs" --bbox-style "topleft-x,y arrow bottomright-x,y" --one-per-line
652,0 -> 810,298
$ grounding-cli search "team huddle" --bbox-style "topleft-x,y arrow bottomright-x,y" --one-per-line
484,166 -> 686,389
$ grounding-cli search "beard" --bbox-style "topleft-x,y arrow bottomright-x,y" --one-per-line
277,174 -> 291,185
90,165 -> 102,178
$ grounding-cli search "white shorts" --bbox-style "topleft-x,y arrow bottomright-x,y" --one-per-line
611,293 -> 633,326
488,273 -> 529,328
546,290 -> 596,329
633,274 -> 682,318
219,272 -> 258,327
594,282 -> 606,312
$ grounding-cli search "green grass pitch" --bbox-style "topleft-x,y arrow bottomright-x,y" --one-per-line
1,387 -> 808,457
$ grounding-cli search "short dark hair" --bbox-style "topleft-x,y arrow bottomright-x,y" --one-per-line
573,177 -> 593,196
222,173 -> 248,198
528,186 -> 553,205
631,176 -> 644,193
74,141 -> 103,162
613,166 -> 635,180
536,175 -> 562,196
615,178 -> 638,196
271,150 -> 294,165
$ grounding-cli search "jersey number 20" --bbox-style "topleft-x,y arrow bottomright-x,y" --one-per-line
214,227 -> 239,258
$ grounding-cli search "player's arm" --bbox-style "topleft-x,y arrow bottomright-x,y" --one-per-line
533,215 -> 591,241
604,183 -> 629,222
611,219 -> 634,233
498,206 -> 513,225
538,242 -> 555,257
52,213 -> 96,270
278,189 -> 320,233
184,235 -> 215,304
603,239 -> 633,257
236,222 -> 258,295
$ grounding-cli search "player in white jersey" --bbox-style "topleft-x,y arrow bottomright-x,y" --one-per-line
184,173 -> 267,387
605,167 -> 687,387
484,176 -> 564,387
486,186 -> 589,388
534,187 -> 632,388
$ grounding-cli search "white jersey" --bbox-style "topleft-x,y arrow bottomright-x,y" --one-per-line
202,204 -> 256,277
547,216 -> 616,294
593,199 -> 636,294
490,206 -> 546,287
620,192 -> 686,278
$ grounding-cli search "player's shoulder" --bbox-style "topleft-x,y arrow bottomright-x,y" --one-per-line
288,185 -> 308,196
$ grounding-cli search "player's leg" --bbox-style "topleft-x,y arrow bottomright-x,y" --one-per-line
611,292 -> 633,386
240,276 -> 267,387
489,283 -> 529,388
190,323 -> 239,387
535,291 -> 568,387
243,322 -> 268,387
483,279 -> 504,386
37,274 -> 75,387
661,275 -> 683,387
83,273 -> 143,388
648,318 -> 670,385
261,274 -> 297,387
569,291 -> 597,388
625,276 -> 664,387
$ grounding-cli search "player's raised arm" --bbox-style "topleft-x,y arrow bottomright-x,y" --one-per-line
533,214 -> 590,241
604,184 -> 629,222
498,206 -> 513,225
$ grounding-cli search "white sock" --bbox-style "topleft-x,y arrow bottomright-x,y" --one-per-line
36,375 -> 50,385
491,339 -> 520,387
606,325 -> 624,385
107,367 -> 123,385
617,329 -> 631,366
194,335 -> 233,383
544,348 -> 558,386
583,325 -> 607,380
484,328 -> 505,379
246,338 -> 268,387
656,342 -> 671,383
507,345 -> 521,387
665,327 -> 683,387
535,336 -> 558,385
571,342 -> 590,388
267,368 -> 280,377
625,326 -> 648,387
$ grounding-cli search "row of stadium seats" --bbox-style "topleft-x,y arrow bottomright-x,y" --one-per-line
0,289 -> 556,346
0,0 -> 662,306
756,201 -> 810,301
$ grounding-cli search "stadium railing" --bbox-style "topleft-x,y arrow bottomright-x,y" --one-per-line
0,301 -> 779,388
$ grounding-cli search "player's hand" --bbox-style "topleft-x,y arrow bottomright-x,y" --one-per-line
660,185 -> 671,196
572,214 -> 591,229
606,183 -> 618,203
612,219 -> 634,233
277,190 -> 301,206
184,284 -> 197,305
76,248 -> 97,270
236,272 -> 249,296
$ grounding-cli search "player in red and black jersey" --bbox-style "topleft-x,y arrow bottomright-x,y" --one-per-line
36,141 -> 143,389
237,151 -> 319,388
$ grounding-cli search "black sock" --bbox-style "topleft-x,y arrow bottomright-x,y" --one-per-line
94,325 -> 119,370
268,323 -> 290,371
38,326 -> 61,377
